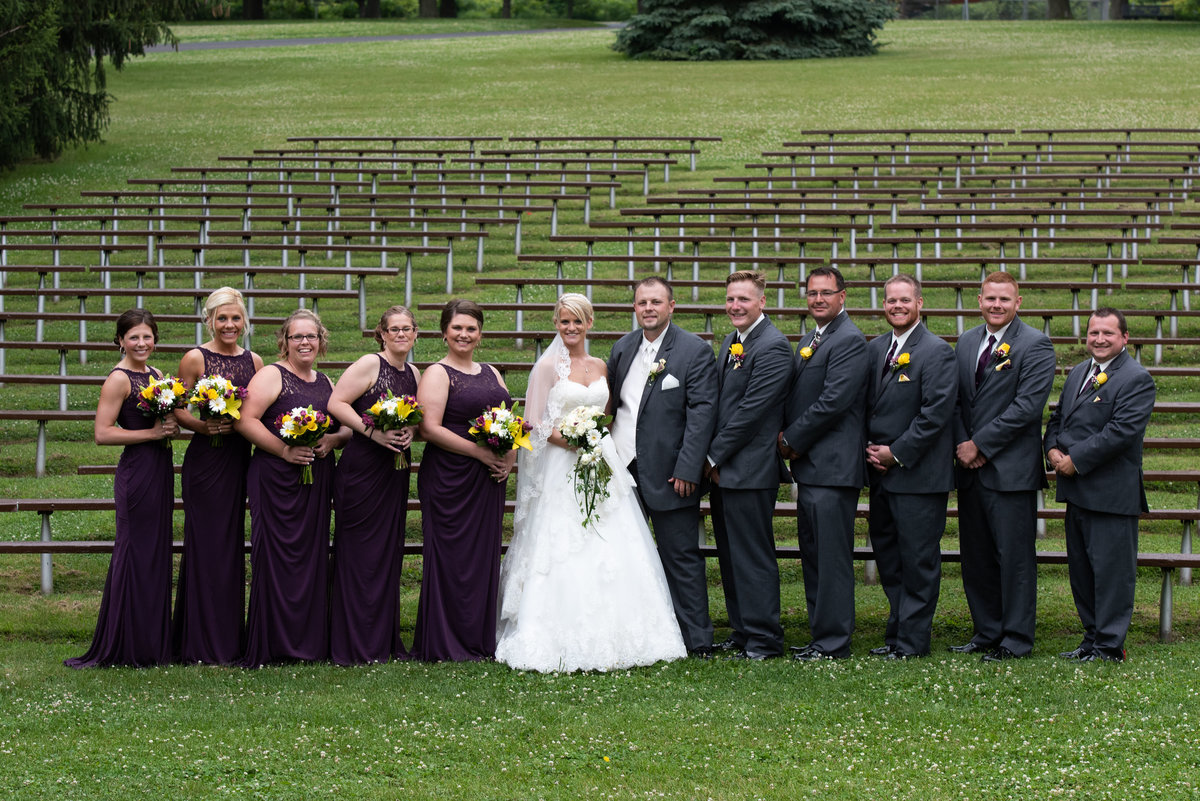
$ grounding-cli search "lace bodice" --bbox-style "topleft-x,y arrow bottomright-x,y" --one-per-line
547,378 -> 609,423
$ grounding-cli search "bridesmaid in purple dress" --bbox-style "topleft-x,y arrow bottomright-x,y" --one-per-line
66,309 -> 179,668
172,287 -> 263,665
327,305 -> 421,665
234,309 -> 351,667
411,300 -> 516,662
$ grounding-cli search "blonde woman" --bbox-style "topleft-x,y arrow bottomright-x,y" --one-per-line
495,293 -> 685,672
172,287 -> 263,665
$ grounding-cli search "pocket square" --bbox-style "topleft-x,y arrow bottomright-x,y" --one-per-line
897,374 -> 911,383
1093,395 -> 1102,402
660,373 -> 680,390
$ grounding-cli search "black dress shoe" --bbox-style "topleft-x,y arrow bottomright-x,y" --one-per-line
981,646 -> 1029,663
948,641 -> 991,654
792,647 -> 849,662
713,637 -> 740,652
729,649 -> 772,661
688,646 -> 714,659
868,644 -> 894,657
1058,646 -> 1092,660
1079,650 -> 1125,663
884,650 -> 919,661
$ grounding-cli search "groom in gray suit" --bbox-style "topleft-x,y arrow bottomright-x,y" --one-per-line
608,277 -> 718,656
778,266 -> 869,660
951,271 -> 1056,662
1045,308 -> 1156,662
864,274 -> 957,659
707,270 -> 793,660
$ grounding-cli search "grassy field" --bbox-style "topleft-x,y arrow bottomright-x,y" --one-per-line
2,18 -> 1200,800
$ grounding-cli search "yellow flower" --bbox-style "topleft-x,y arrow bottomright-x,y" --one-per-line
512,426 -> 532,451
368,401 -> 383,416
729,343 -> 743,357
799,346 -> 814,360
171,380 -> 185,396
896,352 -> 910,367
224,397 -> 242,420
1094,372 -> 1108,387
397,399 -> 416,417
997,342 -> 1010,357
140,385 -> 155,400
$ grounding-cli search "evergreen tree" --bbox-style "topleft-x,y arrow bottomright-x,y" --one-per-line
613,0 -> 894,60
1,0 -> 194,170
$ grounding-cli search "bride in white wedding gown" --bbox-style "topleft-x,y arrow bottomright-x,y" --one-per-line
495,294 -> 686,672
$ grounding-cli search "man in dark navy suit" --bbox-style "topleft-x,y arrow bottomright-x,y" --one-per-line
950,271 -> 1056,662
1044,308 -> 1156,662
864,274 -> 957,659
779,266 -> 869,661
706,270 -> 793,660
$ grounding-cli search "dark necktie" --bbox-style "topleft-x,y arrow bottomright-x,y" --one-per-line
975,333 -> 997,389
811,328 -> 823,350
881,338 -> 897,379
1077,362 -> 1101,398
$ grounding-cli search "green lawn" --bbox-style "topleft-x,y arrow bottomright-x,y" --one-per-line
2,18 -> 1200,801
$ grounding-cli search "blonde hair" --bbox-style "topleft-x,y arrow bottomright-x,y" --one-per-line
202,287 -> 248,338
554,292 -> 594,325
276,308 -> 329,358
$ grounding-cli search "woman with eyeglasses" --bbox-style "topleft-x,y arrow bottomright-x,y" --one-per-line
326,306 -> 421,665
235,309 -> 351,667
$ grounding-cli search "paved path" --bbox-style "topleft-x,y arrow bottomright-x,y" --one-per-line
149,24 -> 619,52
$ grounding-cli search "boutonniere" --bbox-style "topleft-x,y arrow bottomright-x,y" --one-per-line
646,358 -> 667,385
1091,371 -> 1107,390
889,352 -> 910,374
992,342 -> 1011,361
994,358 -> 1013,372
799,345 -> 814,360
729,342 -> 745,369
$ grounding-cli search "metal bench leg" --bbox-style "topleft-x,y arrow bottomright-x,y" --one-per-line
40,510 -> 53,595
1159,567 -> 1173,643
36,420 -> 47,478
1182,519 -> 1193,587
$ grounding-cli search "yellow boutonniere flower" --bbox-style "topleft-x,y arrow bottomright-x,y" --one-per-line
897,352 -> 910,367
1092,371 -> 1108,390
800,346 -> 814,360
995,342 -> 1011,359
728,341 -> 745,369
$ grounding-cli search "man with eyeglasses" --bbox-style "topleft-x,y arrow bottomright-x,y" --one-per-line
778,266 -> 869,661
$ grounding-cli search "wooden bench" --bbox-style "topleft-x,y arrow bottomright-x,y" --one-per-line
3,499 -> 1192,640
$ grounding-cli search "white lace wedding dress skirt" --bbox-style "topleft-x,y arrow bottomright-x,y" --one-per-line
495,379 -> 687,673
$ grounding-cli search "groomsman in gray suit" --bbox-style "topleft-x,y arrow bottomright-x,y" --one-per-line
1044,308 -> 1156,662
706,270 -> 793,660
608,277 -> 718,657
951,271 -> 1056,662
778,266 -> 869,661
864,274 -> 957,659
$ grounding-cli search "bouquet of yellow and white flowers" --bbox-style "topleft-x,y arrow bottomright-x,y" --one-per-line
559,404 -> 614,531
274,405 -> 331,484
362,390 -> 423,469
186,374 -> 247,447
468,402 -> 532,456
137,374 -> 186,447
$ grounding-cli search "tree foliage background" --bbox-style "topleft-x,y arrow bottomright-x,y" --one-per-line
613,0 -> 895,60
0,0 -> 194,170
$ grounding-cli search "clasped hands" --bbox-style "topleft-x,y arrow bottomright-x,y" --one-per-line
1046,448 -> 1076,477
480,448 -> 517,483
369,425 -> 414,452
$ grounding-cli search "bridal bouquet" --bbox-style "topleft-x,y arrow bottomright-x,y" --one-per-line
186,373 -> 247,447
274,405 -> 331,484
362,390 -> 423,469
559,404 -> 614,531
137,374 -> 186,447
468,401 -> 532,455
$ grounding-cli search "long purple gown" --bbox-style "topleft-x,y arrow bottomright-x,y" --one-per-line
410,364 -> 510,662
172,348 -> 257,665
329,355 -> 418,665
65,368 -> 174,668
242,363 -> 337,667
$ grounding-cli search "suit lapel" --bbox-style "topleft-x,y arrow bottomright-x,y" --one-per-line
974,319 -> 1021,396
878,324 -> 923,402
638,325 -> 675,416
